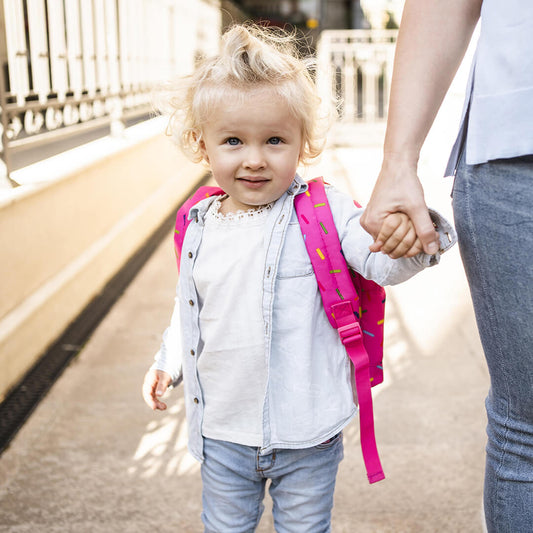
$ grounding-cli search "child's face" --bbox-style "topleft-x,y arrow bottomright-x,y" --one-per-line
199,86 -> 303,214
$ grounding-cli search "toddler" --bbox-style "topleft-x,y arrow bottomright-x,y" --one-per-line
142,24 -> 455,532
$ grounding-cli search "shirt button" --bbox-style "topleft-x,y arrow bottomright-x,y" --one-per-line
188,252 -> 193,258
193,397 -> 199,404
189,299 -> 194,306
190,349 -> 195,356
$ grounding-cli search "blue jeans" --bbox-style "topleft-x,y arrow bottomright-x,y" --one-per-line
452,154 -> 533,533
200,434 -> 344,532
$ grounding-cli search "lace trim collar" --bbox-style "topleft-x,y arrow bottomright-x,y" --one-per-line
206,195 -> 273,225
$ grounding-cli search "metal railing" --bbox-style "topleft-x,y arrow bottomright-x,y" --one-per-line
0,0 -> 221,186
316,29 -> 397,123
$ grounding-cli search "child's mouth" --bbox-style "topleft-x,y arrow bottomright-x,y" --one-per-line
238,177 -> 269,189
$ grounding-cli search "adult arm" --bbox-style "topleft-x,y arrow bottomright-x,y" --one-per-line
361,0 -> 482,254
326,186 -> 456,286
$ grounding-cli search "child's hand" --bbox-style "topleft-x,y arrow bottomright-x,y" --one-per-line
369,212 -> 425,259
142,369 -> 172,411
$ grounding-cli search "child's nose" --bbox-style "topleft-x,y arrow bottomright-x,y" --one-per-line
243,147 -> 266,170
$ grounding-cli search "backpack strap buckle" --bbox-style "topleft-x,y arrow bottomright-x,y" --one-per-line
337,320 -> 362,347
332,301 -> 361,342
333,301 -> 368,374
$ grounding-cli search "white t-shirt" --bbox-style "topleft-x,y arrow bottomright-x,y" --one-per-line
193,197 -> 271,447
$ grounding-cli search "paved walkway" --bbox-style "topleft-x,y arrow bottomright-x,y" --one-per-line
0,117 -> 489,532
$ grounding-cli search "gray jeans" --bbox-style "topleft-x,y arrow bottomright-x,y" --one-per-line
452,153 -> 533,533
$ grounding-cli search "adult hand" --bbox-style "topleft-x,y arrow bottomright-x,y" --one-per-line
142,369 -> 172,411
361,156 -> 440,256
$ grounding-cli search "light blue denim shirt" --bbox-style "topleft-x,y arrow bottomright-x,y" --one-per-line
446,0 -> 533,175
153,176 -> 456,461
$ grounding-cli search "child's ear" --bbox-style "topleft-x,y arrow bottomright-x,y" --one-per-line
199,141 -> 209,164
195,132 -> 209,164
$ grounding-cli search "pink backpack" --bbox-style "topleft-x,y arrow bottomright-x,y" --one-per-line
174,177 -> 386,484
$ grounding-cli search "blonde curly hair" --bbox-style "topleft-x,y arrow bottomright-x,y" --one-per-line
154,24 -> 334,165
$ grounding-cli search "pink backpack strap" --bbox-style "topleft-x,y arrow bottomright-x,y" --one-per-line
294,177 -> 385,484
173,186 -> 224,271
351,274 -> 385,388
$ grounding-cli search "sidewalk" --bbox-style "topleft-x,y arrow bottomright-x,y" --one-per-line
0,120 -> 489,532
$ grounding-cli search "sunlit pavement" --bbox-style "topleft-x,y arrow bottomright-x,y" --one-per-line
0,98 -> 489,530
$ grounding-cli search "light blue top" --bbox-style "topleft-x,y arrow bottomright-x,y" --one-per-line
446,0 -> 533,175
152,176 -> 456,462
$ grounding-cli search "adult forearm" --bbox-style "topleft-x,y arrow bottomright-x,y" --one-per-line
384,0 -> 482,164
361,0 -> 482,254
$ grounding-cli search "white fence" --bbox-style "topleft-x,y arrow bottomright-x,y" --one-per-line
0,0 -> 221,185
317,29 -> 397,122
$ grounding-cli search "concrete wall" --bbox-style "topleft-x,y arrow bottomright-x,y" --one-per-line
0,119 -> 205,401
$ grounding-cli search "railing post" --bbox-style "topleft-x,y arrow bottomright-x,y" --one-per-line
343,50 -> 356,121
0,1 -> 18,187
361,58 -> 380,121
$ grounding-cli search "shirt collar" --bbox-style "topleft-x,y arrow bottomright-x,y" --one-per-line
291,174 -> 308,195
189,195 -> 218,224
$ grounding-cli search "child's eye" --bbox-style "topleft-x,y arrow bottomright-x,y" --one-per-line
225,137 -> 241,146
267,137 -> 283,145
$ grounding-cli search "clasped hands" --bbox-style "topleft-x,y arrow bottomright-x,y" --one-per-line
361,159 -> 440,259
